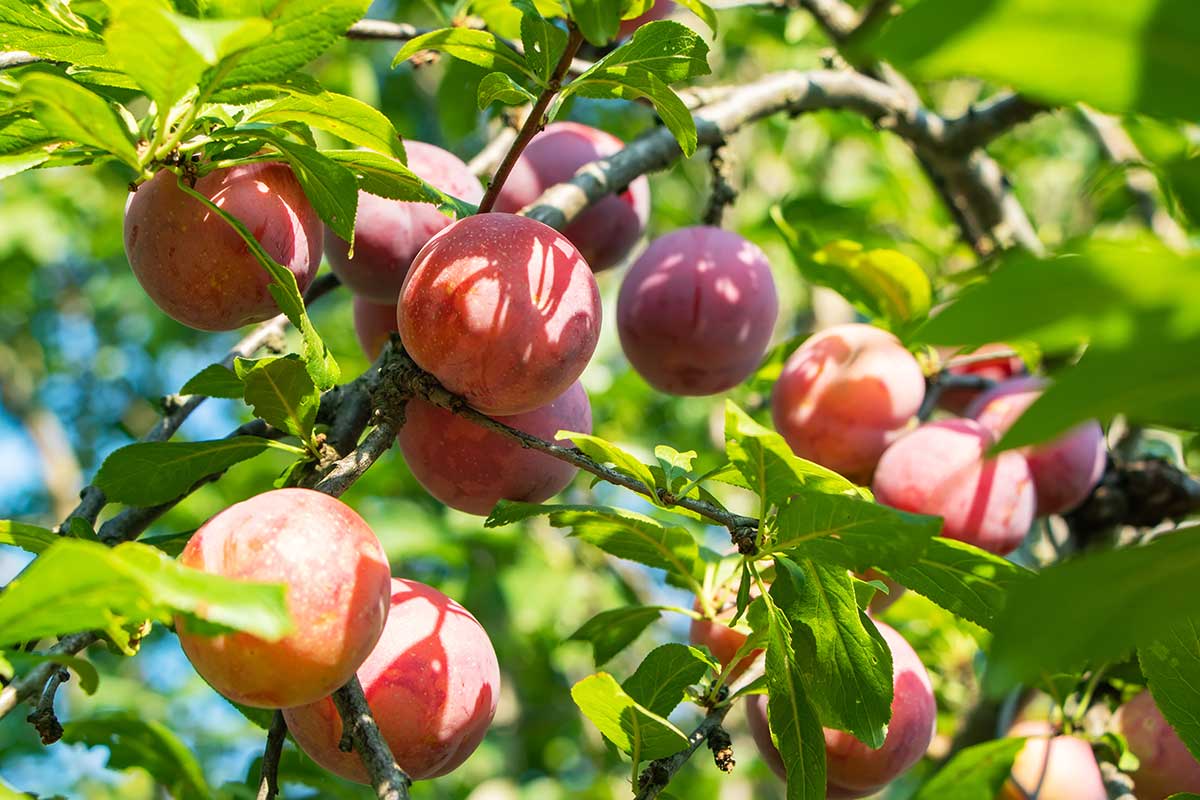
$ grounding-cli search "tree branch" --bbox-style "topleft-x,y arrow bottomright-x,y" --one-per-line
634,703 -> 735,800
256,711 -> 288,800
0,631 -> 98,720
331,678 -> 412,800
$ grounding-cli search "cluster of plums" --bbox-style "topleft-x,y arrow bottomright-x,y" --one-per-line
174,487 -> 500,782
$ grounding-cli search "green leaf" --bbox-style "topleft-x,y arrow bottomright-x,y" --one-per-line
673,0 -> 717,34
1139,619 -> 1200,761
986,526 -> 1200,694
249,91 -> 406,159
63,713 -> 211,800
872,0 -> 1200,120
654,445 -> 697,488
517,0 -> 567,81
770,492 -> 940,571
771,558 -> 892,749
571,672 -> 690,759
919,238 -> 1200,448
882,537 -> 1032,631
563,431 -> 658,495
913,737 -> 1027,800
17,73 -> 139,168
0,150 -> 48,180
217,0 -> 371,89
0,539 -> 292,645
772,216 -> 932,331
569,66 -> 698,156
392,28 -> 538,83
622,643 -> 716,718
758,589 -> 827,797
180,364 -> 243,399
568,0 -> 622,45
476,71 -> 538,109
93,436 -> 277,506
0,0 -> 109,68
322,149 -> 435,201
724,401 -> 858,508
234,354 -> 319,441
0,520 -> 58,554
1167,154 -> 1200,224
0,111 -> 58,157
174,176 -> 340,389
568,605 -> 664,666
5,650 -> 100,694
259,136 -> 358,245
578,19 -> 710,84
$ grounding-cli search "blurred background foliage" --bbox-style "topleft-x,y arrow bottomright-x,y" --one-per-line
0,0 -> 1191,797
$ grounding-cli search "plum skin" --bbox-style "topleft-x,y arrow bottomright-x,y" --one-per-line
326,141 -> 485,304
872,419 -> 1036,556
617,226 -> 778,396
397,381 -> 592,515
175,488 -> 391,709
124,162 -> 321,331
937,343 -> 1025,415
493,122 -> 650,272
398,212 -> 601,416
1114,689 -> 1200,799
353,296 -> 398,360
771,324 -> 926,483
284,578 -> 501,782
1000,726 -> 1107,800
967,376 -> 1106,516
746,620 -> 936,797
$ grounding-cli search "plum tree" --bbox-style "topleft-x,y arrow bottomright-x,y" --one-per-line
493,122 -> 650,272
617,0 -> 675,38
872,419 -> 1036,555
284,578 -> 500,782
771,324 -> 926,482
967,376 -> 1106,515
397,381 -> 592,515
1000,724 -> 1107,800
123,162 -> 322,331
1114,689 -> 1200,799
937,343 -> 1025,414
398,212 -> 601,415
352,296 -> 398,360
174,488 -> 391,708
326,141 -> 485,304
747,620 -> 936,797
616,226 -> 778,395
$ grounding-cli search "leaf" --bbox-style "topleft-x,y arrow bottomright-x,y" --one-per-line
724,401 -> 858,508
772,215 -> 932,331
563,432 -> 658,495
392,28 -> 538,83
5,651 -> 100,694
93,436 -> 277,506
217,0 -> 370,89
568,605 -> 665,666
0,539 -> 292,645
872,0 -> 1200,120
622,643 -> 716,718
986,526 -> 1200,694
0,520 -> 58,554
578,20 -> 710,84
771,558 -> 893,749
63,713 -> 211,800
569,66 -> 698,156
770,492 -> 940,572
17,73 -> 139,168
1139,619 -> 1200,761
0,0 -> 109,68
571,672 -> 690,759
249,91 -> 406,159
882,537 -> 1032,631
654,445 -> 697,488
0,150 -> 48,180
234,355 -> 319,441
918,238 -> 1200,448
476,71 -> 537,109
322,149 -> 438,202
913,737 -> 1027,800
517,0 -> 567,81
673,0 -> 717,34
0,111 -> 57,157
260,136 -> 359,245
174,176 -> 340,389
180,364 -> 243,399
568,0 -> 623,45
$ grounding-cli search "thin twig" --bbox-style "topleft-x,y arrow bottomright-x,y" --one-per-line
634,704 -> 735,800
256,711 -> 288,800
702,139 -> 738,227
331,678 -> 412,800
0,632 -> 97,720
25,668 -> 68,745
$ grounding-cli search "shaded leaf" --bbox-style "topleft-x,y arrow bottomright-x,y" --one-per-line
180,364 -> 243,399
63,714 -> 210,800
477,71 -> 538,109
1139,619 -> 1200,762
622,643 -> 716,718
568,605 -> 664,666
913,737 -> 1026,800
93,436 -> 277,506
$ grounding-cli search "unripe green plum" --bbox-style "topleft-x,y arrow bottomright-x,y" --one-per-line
175,488 -> 391,708
493,122 -> 650,272
772,324 -> 925,483
747,620 -> 936,797
872,419 -> 1036,555
398,213 -> 601,415
1114,689 -> 1200,799
326,141 -> 484,304
284,578 -> 500,781
617,226 -> 778,396
1000,725 -> 1106,800
123,163 -> 321,331
397,381 -> 591,515
967,376 -> 1106,516
352,296 -> 398,360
